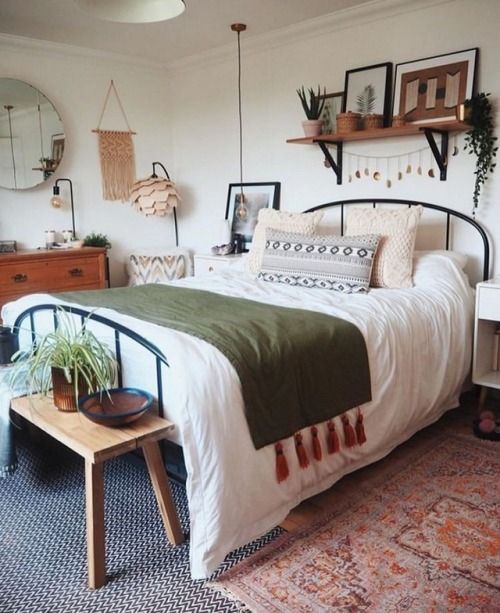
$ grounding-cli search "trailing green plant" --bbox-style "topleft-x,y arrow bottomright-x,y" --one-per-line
83,232 -> 111,248
463,92 -> 498,210
9,308 -> 118,402
296,85 -> 326,120
356,84 -> 376,115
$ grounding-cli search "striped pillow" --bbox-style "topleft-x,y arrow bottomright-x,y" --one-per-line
258,229 -> 380,293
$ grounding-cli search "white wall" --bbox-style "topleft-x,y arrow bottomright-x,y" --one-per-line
0,42 -> 173,285
1,0 -> 499,285
170,0 -> 500,280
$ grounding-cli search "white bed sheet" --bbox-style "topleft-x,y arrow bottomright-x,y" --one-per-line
2,251 -> 474,579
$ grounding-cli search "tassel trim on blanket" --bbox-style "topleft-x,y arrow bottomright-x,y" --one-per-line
274,407 -> 367,483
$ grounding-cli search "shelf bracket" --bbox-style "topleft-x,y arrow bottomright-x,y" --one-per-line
422,128 -> 449,181
316,140 -> 343,185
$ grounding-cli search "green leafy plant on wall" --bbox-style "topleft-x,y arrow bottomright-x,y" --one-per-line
83,233 -> 111,248
296,85 -> 326,120
356,84 -> 376,115
463,92 -> 498,210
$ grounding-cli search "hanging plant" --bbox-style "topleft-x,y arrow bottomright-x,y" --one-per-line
463,92 -> 498,210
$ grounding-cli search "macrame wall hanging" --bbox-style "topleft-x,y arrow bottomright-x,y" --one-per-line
93,80 -> 136,202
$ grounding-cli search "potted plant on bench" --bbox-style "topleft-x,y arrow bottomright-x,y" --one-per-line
10,308 -> 117,412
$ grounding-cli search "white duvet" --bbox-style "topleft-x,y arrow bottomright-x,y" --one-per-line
2,252 -> 474,579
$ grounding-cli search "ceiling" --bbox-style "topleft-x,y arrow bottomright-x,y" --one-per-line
0,0 -> 376,65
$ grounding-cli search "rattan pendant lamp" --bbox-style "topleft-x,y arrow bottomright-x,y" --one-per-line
130,162 -> 181,246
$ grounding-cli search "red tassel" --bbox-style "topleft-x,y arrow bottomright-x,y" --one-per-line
327,420 -> 340,454
355,409 -> 367,445
294,432 -> 310,468
342,414 -> 356,447
275,442 -> 289,482
311,426 -> 322,461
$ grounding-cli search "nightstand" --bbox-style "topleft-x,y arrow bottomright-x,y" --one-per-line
473,279 -> 500,405
193,253 -> 243,276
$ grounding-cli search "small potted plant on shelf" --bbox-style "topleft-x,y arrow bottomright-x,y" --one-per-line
297,85 -> 326,137
9,309 -> 117,412
463,92 -> 498,211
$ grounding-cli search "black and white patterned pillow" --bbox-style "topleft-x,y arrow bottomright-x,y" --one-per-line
258,229 -> 380,293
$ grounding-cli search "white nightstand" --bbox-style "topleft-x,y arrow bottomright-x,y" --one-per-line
473,279 -> 500,404
194,253 -> 243,276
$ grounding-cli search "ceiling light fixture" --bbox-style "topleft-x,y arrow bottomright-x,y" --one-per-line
74,0 -> 185,24
231,23 -> 247,221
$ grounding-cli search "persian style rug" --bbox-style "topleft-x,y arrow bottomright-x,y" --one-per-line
211,429 -> 499,611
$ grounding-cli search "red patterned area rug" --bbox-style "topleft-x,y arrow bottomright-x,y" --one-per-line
210,429 -> 499,612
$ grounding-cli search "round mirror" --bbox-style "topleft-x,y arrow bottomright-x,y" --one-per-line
0,79 -> 65,190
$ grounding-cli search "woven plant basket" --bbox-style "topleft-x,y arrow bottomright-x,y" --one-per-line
336,112 -> 361,134
362,114 -> 384,129
392,114 -> 406,127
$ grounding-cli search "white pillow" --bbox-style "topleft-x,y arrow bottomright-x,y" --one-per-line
346,206 -> 423,288
247,209 -> 324,274
414,250 -> 468,270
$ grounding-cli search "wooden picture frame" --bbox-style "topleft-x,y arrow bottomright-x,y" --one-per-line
319,91 -> 343,134
342,62 -> 392,126
225,182 -> 281,250
392,48 -> 478,124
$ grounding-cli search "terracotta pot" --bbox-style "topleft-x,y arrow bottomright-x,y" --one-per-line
51,367 -> 90,412
302,119 -> 323,137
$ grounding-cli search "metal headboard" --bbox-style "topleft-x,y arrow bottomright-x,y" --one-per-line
12,304 -> 169,417
303,198 -> 490,282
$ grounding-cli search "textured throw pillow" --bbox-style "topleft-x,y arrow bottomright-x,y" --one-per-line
247,209 -> 324,274
258,229 -> 380,293
346,206 -> 423,288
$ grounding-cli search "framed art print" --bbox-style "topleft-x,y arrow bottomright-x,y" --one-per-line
393,48 -> 478,123
225,182 -> 281,249
319,91 -> 343,134
342,62 -> 392,126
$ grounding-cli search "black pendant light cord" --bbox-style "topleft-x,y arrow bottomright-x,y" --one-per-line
4,105 -> 17,189
237,29 -> 243,189
231,23 -> 247,203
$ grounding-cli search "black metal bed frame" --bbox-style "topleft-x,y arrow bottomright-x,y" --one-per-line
303,198 -> 490,282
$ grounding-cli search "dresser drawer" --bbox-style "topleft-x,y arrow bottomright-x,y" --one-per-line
1,256 -> 101,292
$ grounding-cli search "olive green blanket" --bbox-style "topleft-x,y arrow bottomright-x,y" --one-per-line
53,284 -> 371,449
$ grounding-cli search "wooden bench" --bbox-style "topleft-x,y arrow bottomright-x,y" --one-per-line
10,394 -> 184,589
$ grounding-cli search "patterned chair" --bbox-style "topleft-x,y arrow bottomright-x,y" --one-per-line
126,248 -> 193,286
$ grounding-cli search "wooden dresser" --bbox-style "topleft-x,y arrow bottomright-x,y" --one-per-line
0,247 -> 107,313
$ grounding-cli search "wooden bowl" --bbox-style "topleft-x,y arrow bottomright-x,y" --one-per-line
78,388 -> 153,427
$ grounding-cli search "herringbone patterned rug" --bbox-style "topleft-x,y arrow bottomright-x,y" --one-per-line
0,436 -> 281,612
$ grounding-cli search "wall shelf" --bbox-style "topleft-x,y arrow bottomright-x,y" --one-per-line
286,120 -> 470,184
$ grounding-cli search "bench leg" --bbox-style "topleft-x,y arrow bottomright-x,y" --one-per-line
143,441 -> 184,545
85,460 -> 106,589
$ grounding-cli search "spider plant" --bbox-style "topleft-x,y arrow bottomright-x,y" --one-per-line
9,308 -> 117,406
